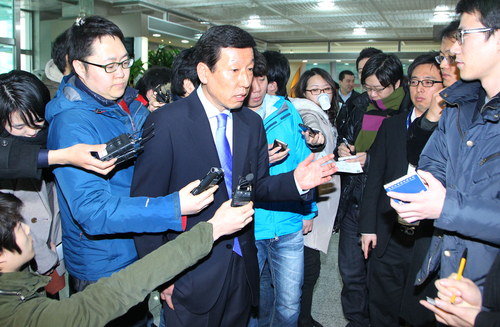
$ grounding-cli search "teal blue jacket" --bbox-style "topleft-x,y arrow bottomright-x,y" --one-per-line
254,95 -> 317,240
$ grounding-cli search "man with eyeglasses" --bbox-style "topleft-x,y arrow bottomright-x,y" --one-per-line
389,0 -> 500,312
45,16 -> 219,326
336,52 -> 412,327
358,52 -> 443,327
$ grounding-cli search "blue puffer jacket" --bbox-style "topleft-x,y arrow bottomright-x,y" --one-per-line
416,80 -> 500,290
46,76 -> 182,281
254,95 -> 317,240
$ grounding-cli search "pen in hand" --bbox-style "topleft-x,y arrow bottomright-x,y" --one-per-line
451,248 -> 468,304
342,138 -> 356,156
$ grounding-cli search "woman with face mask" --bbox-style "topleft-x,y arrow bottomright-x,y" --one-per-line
290,68 -> 342,327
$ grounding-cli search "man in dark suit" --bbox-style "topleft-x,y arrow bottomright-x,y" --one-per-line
358,52 -> 443,326
131,25 -> 336,327
336,70 -> 360,133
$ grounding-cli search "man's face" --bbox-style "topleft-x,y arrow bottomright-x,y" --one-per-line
198,47 -> 254,112
357,58 -> 369,77
339,74 -> 355,95
76,35 -> 129,101
410,64 -> 443,114
440,37 -> 460,87
0,223 -> 34,273
451,12 -> 500,84
247,75 -> 268,111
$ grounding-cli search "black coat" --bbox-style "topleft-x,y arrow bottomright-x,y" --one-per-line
358,111 -> 437,326
131,91 -> 303,314
335,87 -> 412,226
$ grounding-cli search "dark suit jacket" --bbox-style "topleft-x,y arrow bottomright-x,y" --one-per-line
358,110 -> 437,326
336,90 -> 360,138
130,91 -> 303,314
358,110 -> 409,257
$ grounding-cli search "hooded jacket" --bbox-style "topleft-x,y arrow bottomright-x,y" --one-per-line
45,76 -> 182,281
254,95 -> 317,240
415,80 -> 500,289
0,223 -> 212,327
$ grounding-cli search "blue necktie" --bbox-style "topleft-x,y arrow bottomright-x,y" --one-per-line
215,113 -> 242,256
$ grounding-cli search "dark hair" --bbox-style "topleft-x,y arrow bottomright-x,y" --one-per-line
136,66 -> 172,100
195,25 -> 256,72
262,51 -> 290,97
52,30 -> 70,74
361,53 -> 404,89
67,16 -> 125,73
439,20 -> 460,42
456,0 -> 500,38
407,51 -> 441,79
339,70 -> 355,81
171,47 -> 200,98
253,51 -> 268,77
0,70 -> 49,130
0,192 -> 24,255
293,68 -> 340,127
356,47 -> 383,72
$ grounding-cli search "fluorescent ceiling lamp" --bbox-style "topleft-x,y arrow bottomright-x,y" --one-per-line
353,27 -> 366,35
181,40 -> 189,43
336,60 -> 341,62
313,63 -> 318,66
243,15 -> 263,28
318,0 -> 335,10
303,60 -> 308,62
152,33 -> 161,37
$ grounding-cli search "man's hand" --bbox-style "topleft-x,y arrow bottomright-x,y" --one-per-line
208,200 -> 254,241
49,144 -> 117,175
303,219 -> 313,235
426,89 -> 446,122
160,284 -> 175,310
361,234 -> 377,259
302,131 -> 325,147
294,153 -> 337,191
387,170 -> 446,223
179,180 -> 218,215
420,274 -> 481,327
268,143 -> 290,164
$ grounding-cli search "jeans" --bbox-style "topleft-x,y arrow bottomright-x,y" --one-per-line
250,229 -> 304,327
338,205 -> 369,327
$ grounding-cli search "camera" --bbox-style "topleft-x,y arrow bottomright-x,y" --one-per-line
231,173 -> 254,207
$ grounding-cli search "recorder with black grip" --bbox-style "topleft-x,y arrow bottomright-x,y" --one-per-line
191,167 -> 224,195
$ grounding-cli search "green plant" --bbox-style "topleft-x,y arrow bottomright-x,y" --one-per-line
128,58 -> 146,87
148,44 -> 180,69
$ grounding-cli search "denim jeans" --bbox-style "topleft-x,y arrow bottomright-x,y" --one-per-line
250,229 -> 304,327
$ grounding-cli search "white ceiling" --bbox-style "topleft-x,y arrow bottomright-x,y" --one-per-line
20,0 -> 460,52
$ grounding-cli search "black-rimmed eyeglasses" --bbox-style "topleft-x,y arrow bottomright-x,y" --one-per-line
408,80 -> 443,88
455,27 -> 494,45
79,58 -> 134,73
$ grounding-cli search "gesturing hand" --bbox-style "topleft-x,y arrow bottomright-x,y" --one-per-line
294,153 -> 337,191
